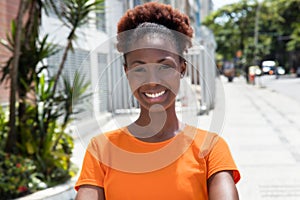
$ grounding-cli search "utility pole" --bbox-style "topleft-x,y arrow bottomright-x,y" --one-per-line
253,1 -> 261,65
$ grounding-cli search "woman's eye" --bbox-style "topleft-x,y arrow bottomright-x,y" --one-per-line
133,67 -> 146,72
159,65 -> 172,70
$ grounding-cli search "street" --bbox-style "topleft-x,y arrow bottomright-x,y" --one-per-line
259,75 -> 300,102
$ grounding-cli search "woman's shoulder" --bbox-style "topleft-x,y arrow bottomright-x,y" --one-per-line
184,124 -> 226,156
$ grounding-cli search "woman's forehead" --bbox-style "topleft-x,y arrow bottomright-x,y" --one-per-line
126,48 -> 180,64
127,36 -> 179,55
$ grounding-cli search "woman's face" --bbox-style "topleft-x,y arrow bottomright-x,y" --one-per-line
125,36 -> 185,112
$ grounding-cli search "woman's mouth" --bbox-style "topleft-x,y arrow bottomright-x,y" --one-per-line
144,90 -> 166,98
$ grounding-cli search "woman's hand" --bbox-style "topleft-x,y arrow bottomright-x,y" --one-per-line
75,185 -> 105,200
208,170 -> 239,200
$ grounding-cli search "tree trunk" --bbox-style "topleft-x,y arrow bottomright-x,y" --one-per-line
5,0 -> 28,153
18,0 -> 41,126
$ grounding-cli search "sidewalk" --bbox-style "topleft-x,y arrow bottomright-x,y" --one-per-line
71,76 -> 300,199
221,76 -> 300,199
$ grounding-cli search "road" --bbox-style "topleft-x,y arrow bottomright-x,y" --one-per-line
256,75 -> 300,103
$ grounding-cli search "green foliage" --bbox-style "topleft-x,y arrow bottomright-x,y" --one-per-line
0,107 -> 8,149
0,18 -> 58,94
15,72 -> 85,184
54,0 -> 105,29
0,85 -> 79,198
275,0 -> 300,51
0,124 -> 74,199
287,23 -> 300,51
203,0 -> 300,68
0,150 -> 43,199
0,150 -> 47,200
0,73 -> 81,197
61,71 -> 91,124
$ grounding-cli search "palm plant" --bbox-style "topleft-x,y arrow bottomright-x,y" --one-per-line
1,0 -> 104,153
0,0 -> 54,153
48,0 -> 104,94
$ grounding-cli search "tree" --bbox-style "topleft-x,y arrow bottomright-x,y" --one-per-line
270,0 -> 300,70
1,0 -> 57,153
203,0 -> 300,70
202,1 -> 279,63
203,0 -> 259,62
5,0 -> 28,153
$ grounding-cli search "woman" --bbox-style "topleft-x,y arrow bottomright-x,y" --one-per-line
75,2 -> 240,199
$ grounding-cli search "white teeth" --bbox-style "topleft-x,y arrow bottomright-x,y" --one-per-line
145,90 -> 165,98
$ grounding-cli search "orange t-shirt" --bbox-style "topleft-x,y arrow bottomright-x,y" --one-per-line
75,125 -> 240,199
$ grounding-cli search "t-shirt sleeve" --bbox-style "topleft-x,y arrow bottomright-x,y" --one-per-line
206,136 -> 240,184
74,139 -> 106,191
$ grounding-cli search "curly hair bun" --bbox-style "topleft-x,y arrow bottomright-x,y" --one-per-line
117,2 -> 193,38
117,2 -> 194,54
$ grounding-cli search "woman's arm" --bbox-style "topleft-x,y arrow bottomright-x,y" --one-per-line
208,170 -> 239,200
75,185 -> 105,200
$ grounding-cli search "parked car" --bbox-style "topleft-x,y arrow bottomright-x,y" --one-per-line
262,60 -> 276,75
276,66 -> 285,75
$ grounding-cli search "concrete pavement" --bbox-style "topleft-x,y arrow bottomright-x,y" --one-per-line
222,76 -> 300,199
71,75 -> 300,200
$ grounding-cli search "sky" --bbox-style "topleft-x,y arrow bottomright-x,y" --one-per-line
212,0 -> 241,10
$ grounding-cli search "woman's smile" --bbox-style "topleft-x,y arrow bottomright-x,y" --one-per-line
144,90 -> 165,98
142,88 -> 168,104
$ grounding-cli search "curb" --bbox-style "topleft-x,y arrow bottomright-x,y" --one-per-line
15,178 -> 76,200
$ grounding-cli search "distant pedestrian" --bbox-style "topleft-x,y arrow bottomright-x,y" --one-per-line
75,2 -> 240,200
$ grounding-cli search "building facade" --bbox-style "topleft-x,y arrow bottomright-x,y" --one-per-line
0,0 -> 21,105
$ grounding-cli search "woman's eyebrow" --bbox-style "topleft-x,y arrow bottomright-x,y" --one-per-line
157,58 -> 167,63
157,57 -> 177,64
130,57 -> 176,65
129,60 -> 145,65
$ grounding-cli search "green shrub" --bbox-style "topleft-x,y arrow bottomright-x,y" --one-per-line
0,151 -> 43,199
0,105 -> 77,199
0,106 -> 8,149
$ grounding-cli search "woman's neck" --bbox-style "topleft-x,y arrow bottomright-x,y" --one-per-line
128,105 -> 181,142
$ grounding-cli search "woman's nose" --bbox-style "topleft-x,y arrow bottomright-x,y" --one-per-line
145,69 -> 160,85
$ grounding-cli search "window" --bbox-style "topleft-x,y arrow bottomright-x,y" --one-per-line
133,0 -> 152,6
97,53 -> 108,112
96,1 -> 106,32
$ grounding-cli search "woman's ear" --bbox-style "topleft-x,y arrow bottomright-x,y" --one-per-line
180,60 -> 187,77
124,63 -> 128,74
123,55 -> 128,74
